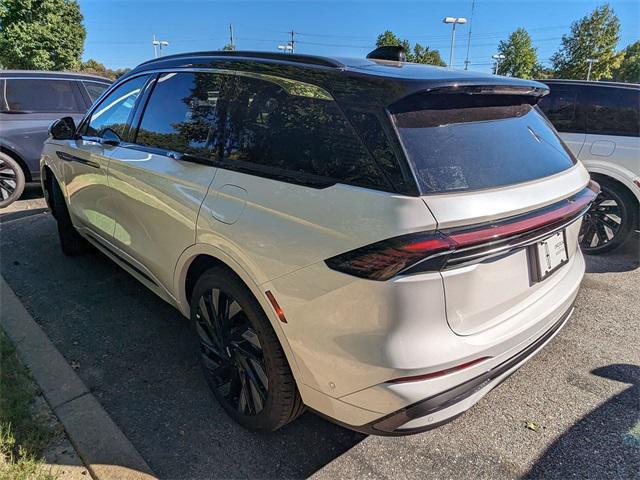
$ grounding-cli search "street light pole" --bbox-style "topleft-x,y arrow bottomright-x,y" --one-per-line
586,58 -> 596,81
492,54 -> 505,75
152,34 -> 169,58
443,17 -> 467,68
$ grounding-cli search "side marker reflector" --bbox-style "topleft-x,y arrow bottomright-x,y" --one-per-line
265,290 -> 287,323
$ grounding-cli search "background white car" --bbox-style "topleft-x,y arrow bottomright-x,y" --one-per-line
539,80 -> 640,254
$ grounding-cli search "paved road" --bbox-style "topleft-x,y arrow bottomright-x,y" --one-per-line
1,187 -> 639,479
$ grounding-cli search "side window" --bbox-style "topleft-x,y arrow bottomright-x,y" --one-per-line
538,85 -> 583,133
223,76 -> 389,190
585,87 -> 639,137
4,79 -> 84,113
82,81 -> 110,103
135,72 -> 227,160
85,75 -> 148,141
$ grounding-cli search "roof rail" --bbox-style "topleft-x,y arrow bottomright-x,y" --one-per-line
138,51 -> 345,69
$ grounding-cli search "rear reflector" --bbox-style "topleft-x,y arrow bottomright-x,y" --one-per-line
389,357 -> 492,383
325,181 -> 599,281
265,291 -> 287,323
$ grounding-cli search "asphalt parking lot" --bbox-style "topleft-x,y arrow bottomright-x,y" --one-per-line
1,186 -> 639,479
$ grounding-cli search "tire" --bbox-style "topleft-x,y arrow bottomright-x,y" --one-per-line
190,266 -> 304,432
0,152 -> 26,208
579,178 -> 638,255
50,179 -> 88,256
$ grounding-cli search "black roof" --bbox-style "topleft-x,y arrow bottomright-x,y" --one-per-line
0,70 -> 112,83
539,78 -> 640,89
124,51 -> 547,107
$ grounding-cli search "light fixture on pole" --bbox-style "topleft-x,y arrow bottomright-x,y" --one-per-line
443,17 -> 467,68
492,54 -> 506,75
586,58 -> 596,81
277,43 -> 294,53
152,34 -> 169,58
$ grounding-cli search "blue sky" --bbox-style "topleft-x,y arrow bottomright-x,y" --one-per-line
79,0 -> 639,73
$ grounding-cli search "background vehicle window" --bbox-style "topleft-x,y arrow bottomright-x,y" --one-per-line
85,75 -> 148,141
3,79 -> 83,113
537,85 -> 583,133
82,81 -> 110,103
135,72 -> 227,159
223,76 -> 388,189
585,86 -> 639,137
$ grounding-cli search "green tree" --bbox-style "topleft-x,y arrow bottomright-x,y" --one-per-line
612,41 -> 640,83
551,3 -> 622,80
80,59 -> 130,80
496,28 -> 539,78
0,0 -> 86,70
221,44 -> 235,51
375,30 -> 446,66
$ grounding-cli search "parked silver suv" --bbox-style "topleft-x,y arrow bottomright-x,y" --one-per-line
0,71 -> 111,207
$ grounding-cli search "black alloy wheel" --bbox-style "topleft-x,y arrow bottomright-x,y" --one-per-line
579,178 -> 637,255
190,266 -> 304,432
195,287 -> 268,415
0,152 -> 25,208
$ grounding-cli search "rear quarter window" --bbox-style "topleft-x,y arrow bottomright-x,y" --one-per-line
391,92 -> 576,194
585,86 -> 639,137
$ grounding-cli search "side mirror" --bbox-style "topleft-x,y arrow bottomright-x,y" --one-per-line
49,117 -> 77,140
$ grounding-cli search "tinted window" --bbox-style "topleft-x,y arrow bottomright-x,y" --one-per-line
585,86 -> 639,137
135,72 -> 227,159
82,81 -> 110,103
537,85 -> 584,133
85,75 -> 148,141
4,79 -> 83,113
223,76 -> 388,189
391,93 -> 576,194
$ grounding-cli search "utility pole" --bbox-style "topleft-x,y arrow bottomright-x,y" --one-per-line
464,0 -> 475,70
586,58 -> 596,81
289,29 -> 296,54
229,24 -> 235,50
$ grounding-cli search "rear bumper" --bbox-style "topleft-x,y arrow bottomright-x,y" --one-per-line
340,302 -> 574,436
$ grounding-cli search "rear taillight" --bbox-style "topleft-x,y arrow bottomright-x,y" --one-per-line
325,182 -> 599,281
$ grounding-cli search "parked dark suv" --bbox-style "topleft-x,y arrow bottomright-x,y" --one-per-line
0,71 -> 111,207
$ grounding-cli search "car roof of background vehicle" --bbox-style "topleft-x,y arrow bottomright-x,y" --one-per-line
123,50 -> 548,107
540,78 -> 640,89
0,70 -> 112,83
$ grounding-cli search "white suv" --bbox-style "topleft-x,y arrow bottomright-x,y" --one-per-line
539,80 -> 639,254
41,51 -> 596,435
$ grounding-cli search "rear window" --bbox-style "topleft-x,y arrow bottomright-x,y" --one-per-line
391,92 -> 576,194
3,79 -> 84,113
585,86 -> 639,137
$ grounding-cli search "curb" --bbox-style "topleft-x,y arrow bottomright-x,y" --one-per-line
1,276 -> 157,480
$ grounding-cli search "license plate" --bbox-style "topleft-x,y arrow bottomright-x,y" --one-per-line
531,230 -> 569,282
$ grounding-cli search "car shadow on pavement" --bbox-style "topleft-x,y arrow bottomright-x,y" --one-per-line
524,364 -> 639,479
584,233 -> 639,274
0,212 -> 365,479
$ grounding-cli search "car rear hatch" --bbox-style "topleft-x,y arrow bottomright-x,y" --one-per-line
389,84 -> 597,335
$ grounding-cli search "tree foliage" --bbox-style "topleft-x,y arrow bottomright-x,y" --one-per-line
551,3 -> 622,80
375,30 -> 446,66
0,0 -> 86,70
497,28 -> 540,79
612,41 -> 640,83
80,59 -> 130,80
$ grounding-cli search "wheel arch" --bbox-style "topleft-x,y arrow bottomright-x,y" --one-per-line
174,245 -> 305,384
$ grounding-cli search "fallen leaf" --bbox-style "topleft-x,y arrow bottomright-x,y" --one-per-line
525,420 -> 539,431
